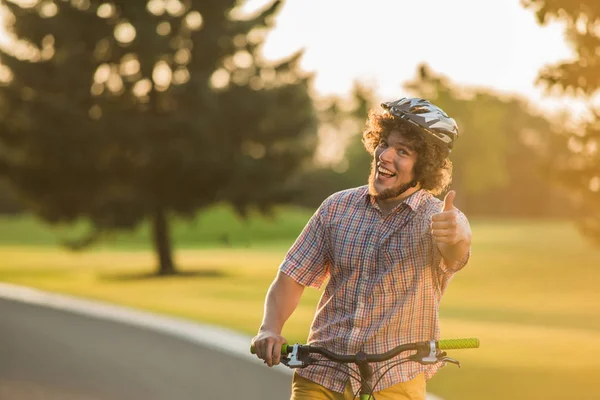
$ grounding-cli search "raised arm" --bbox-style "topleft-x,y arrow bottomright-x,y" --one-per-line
431,190 -> 472,268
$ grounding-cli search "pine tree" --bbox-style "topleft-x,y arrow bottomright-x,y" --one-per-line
0,0 -> 317,274
523,0 -> 600,245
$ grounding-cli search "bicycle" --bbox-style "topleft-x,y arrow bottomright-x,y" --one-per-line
251,337 -> 479,400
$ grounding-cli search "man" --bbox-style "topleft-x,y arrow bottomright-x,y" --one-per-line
251,98 -> 472,400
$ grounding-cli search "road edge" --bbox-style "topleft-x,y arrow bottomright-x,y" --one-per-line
0,282 -> 443,400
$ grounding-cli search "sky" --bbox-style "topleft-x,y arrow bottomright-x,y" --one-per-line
240,0 -> 583,115
0,0 -> 583,116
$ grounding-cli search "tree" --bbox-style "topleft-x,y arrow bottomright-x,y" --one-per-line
522,0 -> 600,244
292,82 -> 375,207
0,178 -> 21,214
296,64 -> 571,218
404,64 -> 571,216
0,0 -> 317,274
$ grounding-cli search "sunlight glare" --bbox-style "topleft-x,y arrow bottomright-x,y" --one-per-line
172,67 -> 190,85
120,54 -> 140,76
106,72 -> 123,93
133,78 -> 152,97
210,68 -> 230,90
0,63 -> 13,83
156,21 -> 171,36
147,0 -> 165,16
165,0 -> 185,17
152,60 -> 172,91
233,51 -> 253,69
114,21 -> 136,44
174,48 -> 191,65
243,0 -> 580,115
97,3 -> 115,19
39,2 -> 58,18
0,5 -> 13,50
185,11 -> 203,30
94,63 -> 111,83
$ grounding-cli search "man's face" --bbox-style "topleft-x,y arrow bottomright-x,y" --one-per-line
368,129 -> 419,201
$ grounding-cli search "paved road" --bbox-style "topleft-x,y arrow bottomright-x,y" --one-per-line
0,298 -> 291,400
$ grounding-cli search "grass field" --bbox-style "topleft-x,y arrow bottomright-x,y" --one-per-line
0,207 -> 599,400
0,205 -> 314,249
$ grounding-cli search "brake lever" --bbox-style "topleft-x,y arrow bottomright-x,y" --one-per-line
410,341 -> 462,368
439,356 -> 461,368
279,357 -> 290,367
276,344 -> 311,369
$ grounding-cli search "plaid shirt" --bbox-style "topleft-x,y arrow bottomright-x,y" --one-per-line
279,186 -> 470,394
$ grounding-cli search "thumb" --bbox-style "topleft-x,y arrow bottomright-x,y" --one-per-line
443,190 -> 456,212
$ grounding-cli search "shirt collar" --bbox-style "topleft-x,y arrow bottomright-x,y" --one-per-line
363,186 -> 426,213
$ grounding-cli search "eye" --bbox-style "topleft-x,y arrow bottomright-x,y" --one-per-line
396,148 -> 409,156
378,139 -> 388,148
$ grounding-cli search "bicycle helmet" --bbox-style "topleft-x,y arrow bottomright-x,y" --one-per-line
380,98 -> 459,149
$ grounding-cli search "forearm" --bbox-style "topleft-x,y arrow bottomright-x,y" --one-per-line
437,237 -> 471,269
259,271 -> 305,334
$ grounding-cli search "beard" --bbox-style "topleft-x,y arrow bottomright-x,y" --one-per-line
368,161 -> 417,200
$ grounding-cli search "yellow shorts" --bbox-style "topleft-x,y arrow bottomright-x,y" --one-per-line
291,371 -> 426,400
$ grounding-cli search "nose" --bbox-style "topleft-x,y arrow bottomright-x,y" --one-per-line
378,147 -> 394,163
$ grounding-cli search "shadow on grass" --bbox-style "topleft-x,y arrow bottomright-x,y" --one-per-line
99,269 -> 228,282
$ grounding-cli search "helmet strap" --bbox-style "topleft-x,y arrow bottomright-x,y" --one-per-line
396,179 -> 419,197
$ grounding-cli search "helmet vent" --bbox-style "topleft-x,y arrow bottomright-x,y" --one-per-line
411,106 -> 430,114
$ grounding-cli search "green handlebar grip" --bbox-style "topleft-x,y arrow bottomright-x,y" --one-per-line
438,338 -> 480,350
250,343 -> 289,355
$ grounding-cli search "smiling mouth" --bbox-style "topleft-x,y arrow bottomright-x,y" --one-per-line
377,164 -> 396,178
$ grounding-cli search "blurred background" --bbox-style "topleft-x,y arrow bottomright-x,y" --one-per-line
0,0 -> 598,399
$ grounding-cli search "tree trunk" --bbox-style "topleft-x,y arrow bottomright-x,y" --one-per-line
152,206 -> 176,276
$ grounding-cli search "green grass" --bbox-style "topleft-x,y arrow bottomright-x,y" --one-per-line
0,204 -> 313,249
0,210 -> 599,400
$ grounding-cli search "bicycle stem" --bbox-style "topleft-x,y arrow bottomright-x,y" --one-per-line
355,351 -> 374,396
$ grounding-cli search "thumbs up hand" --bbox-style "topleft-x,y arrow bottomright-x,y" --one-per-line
443,190 -> 456,212
431,190 -> 470,246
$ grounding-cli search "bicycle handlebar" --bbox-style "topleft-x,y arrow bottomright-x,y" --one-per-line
438,338 -> 480,350
250,337 -> 479,363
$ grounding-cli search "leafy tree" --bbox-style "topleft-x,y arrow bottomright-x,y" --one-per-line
522,0 -> 600,244
293,82 -> 374,207
0,0 -> 317,274
297,64 -> 571,218
405,64 -> 570,215
0,178 -> 21,214
404,66 -> 509,206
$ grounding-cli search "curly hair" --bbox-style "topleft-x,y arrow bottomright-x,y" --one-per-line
362,110 -> 453,195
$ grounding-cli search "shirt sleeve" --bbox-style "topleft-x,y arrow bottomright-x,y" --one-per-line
279,200 -> 332,289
